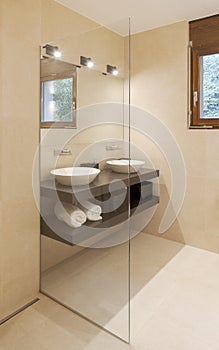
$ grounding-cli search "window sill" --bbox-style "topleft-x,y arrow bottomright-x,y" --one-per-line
188,125 -> 219,129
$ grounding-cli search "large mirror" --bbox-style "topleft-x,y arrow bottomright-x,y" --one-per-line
40,25 -> 126,128
40,19 -> 131,342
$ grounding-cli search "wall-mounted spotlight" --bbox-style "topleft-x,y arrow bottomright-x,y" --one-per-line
106,64 -> 119,76
43,44 -> 62,58
80,56 -> 94,68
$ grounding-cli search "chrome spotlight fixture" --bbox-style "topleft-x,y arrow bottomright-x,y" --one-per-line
43,44 -> 62,58
106,64 -> 119,76
80,56 -> 94,68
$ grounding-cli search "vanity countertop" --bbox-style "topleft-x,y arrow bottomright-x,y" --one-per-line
40,168 -> 159,199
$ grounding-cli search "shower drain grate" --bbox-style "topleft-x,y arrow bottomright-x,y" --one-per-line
0,298 -> 40,325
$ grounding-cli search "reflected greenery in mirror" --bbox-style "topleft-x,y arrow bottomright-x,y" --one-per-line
40,57 -> 77,128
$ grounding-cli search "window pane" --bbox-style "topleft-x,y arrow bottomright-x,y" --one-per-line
200,53 -> 219,119
42,78 -> 73,122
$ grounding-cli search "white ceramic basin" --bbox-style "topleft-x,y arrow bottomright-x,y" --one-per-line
50,167 -> 100,186
106,159 -> 145,173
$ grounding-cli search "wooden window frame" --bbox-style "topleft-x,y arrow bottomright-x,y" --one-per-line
40,58 -> 77,129
189,14 -> 219,127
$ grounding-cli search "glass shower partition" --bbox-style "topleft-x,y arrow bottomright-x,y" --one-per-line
39,19 -> 131,342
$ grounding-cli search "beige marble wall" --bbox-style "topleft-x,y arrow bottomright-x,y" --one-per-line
130,21 -> 219,253
0,0 -> 41,319
41,0 -> 97,44
0,0 -> 120,320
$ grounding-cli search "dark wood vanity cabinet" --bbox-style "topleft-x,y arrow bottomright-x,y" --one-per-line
40,168 -> 159,246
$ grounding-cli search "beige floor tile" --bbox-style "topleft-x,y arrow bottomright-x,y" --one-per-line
82,334 -> 131,350
41,239 -> 130,336
29,306 -> 131,350
130,272 -> 177,336
133,314 -> 216,350
12,308 -> 48,333
32,294 -> 63,317
2,236 -> 219,349
3,333 -> 48,350
41,232 -> 182,339
26,319 -> 85,350
131,244 -> 219,349
154,278 -> 219,348
130,233 -> 183,296
0,317 -> 27,349
44,308 -> 130,349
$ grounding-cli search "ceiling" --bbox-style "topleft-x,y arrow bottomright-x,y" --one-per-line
55,0 -> 219,35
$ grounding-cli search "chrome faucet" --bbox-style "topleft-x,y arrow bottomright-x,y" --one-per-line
54,149 -> 72,156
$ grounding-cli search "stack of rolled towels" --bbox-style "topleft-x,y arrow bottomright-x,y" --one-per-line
54,200 -> 102,228
79,200 -> 102,222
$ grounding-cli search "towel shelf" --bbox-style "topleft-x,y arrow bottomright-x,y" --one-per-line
40,168 -> 159,246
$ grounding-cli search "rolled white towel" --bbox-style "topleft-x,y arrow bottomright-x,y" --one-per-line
79,200 -> 102,221
86,212 -> 102,221
54,201 -> 86,228
81,201 -> 102,215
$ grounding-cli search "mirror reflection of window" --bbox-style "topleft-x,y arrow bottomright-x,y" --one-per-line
42,77 -> 74,122
40,57 -> 77,128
